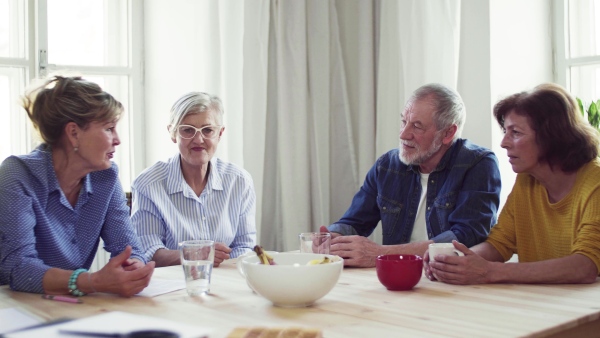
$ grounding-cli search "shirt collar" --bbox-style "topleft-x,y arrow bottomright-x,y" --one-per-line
432,140 -> 459,172
40,144 -> 93,200
208,157 -> 224,191
167,155 -> 223,195
39,145 -> 61,194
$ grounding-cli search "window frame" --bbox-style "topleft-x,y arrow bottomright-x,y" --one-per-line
0,0 -> 145,190
553,0 -> 600,92
0,0 -> 35,158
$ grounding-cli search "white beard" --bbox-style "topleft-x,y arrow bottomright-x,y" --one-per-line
399,132 -> 443,165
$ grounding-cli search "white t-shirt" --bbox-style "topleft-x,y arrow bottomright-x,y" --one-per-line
410,173 -> 429,242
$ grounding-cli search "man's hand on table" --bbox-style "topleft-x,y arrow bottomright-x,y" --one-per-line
319,225 -> 342,239
329,235 -> 383,268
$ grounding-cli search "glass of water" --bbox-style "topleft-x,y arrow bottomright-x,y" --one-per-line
299,232 -> 331,254
179,240 -> 215,296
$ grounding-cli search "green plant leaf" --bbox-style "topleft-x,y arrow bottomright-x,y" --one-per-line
577,97 -> 585,116
589,102 -> 600,130
589,102 -> 597,115
575,97 -> 600,132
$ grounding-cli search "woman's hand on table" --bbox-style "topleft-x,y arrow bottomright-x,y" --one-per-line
426,241 -> 491,285
214,242 -> 232,267
121,257 -> 145,271
91,245 -> 155,297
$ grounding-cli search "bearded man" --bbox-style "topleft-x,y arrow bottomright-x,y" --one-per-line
321,83 -> 501,267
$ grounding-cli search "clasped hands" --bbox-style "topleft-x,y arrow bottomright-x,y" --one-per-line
424,240 -> 492,285
90,245 -> 155,297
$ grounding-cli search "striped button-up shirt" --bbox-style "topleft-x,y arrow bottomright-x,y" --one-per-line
131,155 -> 257,261
0,144 -> 146,293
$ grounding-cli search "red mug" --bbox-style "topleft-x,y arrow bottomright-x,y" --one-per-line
376,254 -> 423,291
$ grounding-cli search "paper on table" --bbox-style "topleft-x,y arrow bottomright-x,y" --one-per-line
0,308 -> 42,334
136,277 -> 186,297
7,311 -> 211,338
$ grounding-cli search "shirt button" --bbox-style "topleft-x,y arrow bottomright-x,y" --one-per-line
431,180 -> 435,183
427,207 -> 431,210
446,203 -> 450,206
382,207 -> 387,210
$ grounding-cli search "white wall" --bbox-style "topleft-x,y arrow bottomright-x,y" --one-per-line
458,0 -> 553,208
489,0 -> 553,205
143,1 -> 245,168
143,1 -> 195,166
458,0 -> 493,149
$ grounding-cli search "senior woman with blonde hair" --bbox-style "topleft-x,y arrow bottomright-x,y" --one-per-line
132,92 -> 256,267
0,75 -> 154,296
425,83 -> 600,284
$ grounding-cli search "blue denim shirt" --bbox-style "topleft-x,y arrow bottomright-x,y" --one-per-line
328,139 -> 501,247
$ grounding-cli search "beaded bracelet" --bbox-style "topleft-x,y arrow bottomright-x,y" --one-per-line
68,268 -> 87,297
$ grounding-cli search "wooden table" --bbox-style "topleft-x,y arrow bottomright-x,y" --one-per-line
2,259 -> 600,338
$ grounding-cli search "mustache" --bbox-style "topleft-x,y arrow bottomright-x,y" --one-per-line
399,141 -> 418,149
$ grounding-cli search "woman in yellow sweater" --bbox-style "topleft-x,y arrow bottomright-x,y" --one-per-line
425,83 -> 600,284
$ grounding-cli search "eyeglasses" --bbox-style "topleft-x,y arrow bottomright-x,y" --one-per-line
176,124 -> 222,140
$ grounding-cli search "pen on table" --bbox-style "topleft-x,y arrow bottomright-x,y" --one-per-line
42,294 -> 83,304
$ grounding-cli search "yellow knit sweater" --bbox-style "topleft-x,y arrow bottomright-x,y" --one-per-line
486,159 -> 600,273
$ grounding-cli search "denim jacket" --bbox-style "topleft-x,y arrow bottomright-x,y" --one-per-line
328,139 -> 501,247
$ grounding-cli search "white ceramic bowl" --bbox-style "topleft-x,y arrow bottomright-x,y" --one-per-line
240,252 -> 343,307
237,250 -> 279,292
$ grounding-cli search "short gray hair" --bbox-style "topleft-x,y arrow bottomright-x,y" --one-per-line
410,83 -> 466,140
168,92 -> 224,137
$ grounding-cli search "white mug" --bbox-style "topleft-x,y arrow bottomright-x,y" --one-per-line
428,243 -> 464,262
429,243 -> 464,280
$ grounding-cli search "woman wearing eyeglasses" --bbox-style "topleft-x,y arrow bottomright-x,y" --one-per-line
131,92 -> 257,267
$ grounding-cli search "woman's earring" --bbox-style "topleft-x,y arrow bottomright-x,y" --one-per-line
74,147 -> 79,152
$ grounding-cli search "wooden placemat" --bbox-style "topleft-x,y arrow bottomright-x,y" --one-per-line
227,327 -> 322,338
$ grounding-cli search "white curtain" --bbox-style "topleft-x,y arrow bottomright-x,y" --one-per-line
143,0 -> 462,252
244,0 -> 369,251
377,0 -> 461,154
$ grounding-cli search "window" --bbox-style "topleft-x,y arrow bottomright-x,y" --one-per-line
0,0 -> 31,161
0,0 -> 143,189
554,0 -> 600,105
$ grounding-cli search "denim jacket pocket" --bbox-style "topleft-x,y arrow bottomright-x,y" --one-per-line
432,192 -> 457,231
377,195 -> 404,236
